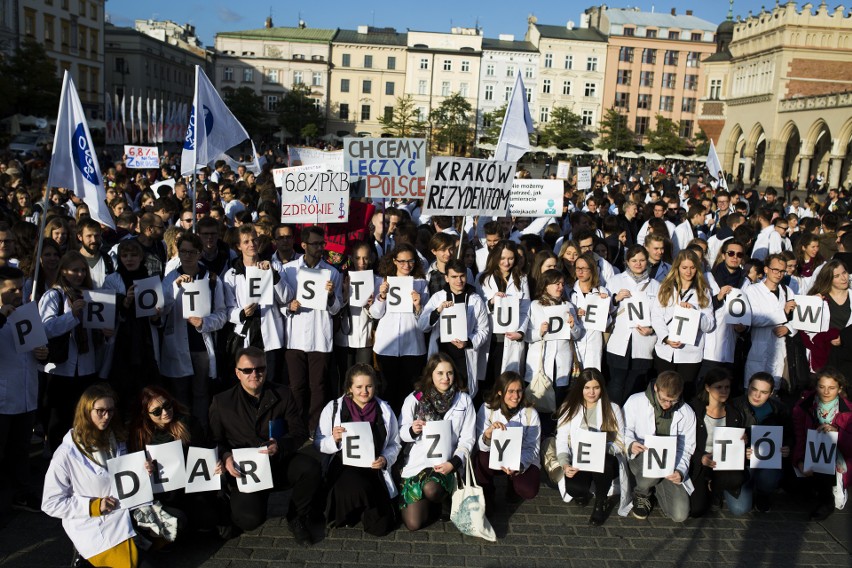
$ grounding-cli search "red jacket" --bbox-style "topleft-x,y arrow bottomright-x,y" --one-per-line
792,390 -> 852,488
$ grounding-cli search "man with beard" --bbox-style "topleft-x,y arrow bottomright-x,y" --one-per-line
76,218 -> 114,287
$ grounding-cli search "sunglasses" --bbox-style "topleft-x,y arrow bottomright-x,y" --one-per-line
148,401 -> 173,417
237,366 -> 266,376
725,251 -> 745,259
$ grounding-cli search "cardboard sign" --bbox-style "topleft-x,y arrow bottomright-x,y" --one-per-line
488,427 -> 523,471
296,267 -> 331,310
668,305 -> 700,345
107,451 -> 154,510
439,302 -> 468,342
134,276 -> 164,318
423,157 -> 516,216
712,427 -> 745,471
287,145 -> 344,170
571,428 -> 607,473
344,137 -> 427,199
231,448 -> 274,493
624,294 -> 651,327
82,290 -> 116,330
556,160 -> 570,180
422,420 -> 453,467
124,145 -> 159,169
803,430 -> 838,475
280,172 -> 350,224
7,302 -> 48,353
147,440 -> 187,493
582,294 -> 610,333
542,305 -> 573,341
341,421 -> 376,468
491,296 -> 520,334
348,270 -> 373,308
386,276 -> 414,313
245,266 -> 273,306
642,435 -> 677,478
272,163 -> 325,187
180,280 -> 211,318
750,425 -> 783,470
508,179 -> 564,218
790,295 -> 824,334
184,446 -> 221,494
577,166 -> 592,191
724,288 -> 751,326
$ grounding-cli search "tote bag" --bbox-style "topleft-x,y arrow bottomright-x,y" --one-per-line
450,450 -> 496,542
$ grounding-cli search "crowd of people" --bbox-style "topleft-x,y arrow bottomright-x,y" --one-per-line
0,149 -> 850,566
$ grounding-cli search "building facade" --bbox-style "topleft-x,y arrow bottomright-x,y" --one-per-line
477,35 -> 539,141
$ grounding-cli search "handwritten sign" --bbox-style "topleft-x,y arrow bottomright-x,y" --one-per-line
287,145 -> 344,170
556,160 -> 571,180
508,179 -> 564,217
577,167 -> 592,191
124,145 -> 160,169
280,172 -> 350,224
423,157 -> 516,216
272,163 -> 326,188
344,137 -> 427,199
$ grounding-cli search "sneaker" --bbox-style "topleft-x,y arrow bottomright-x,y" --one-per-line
288,516 -> 314,546
753,493 -> 772,513
632,494 -> 653,520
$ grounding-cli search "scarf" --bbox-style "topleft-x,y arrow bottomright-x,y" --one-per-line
340,396 -> 386,459
343,396 -> 379,424
629,269 -> 649,284
500,401 -> 522,420
815,397 -> 840,426
73,430 -> 119,468
645,383 -> 680,436
414,386 -> 457,421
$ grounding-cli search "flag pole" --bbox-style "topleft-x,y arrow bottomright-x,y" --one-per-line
30,183 -> 52,303
191,170 -> 197,232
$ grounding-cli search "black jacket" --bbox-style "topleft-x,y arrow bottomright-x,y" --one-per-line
731,394 -> 794,448
688,399 -> 746,470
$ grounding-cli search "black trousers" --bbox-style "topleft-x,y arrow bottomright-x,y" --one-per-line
563,453 -> 619,500
0,411 -> 36,506
285,350 -> 330,434
376,354 -> 426,413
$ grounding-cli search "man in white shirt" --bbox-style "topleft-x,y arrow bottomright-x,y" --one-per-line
637,201 -> 676,246
76,218 -> 114,288
751,209 -> 784,261
672,205 -> 707,256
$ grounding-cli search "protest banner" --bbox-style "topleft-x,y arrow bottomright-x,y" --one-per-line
790,295 -> 824,334
489,427 -> 523,471
724,289 -> 751,326
491,296 -> 520,334
582,295 -> 610,333
577,167 -> 592,190
341,422 -> 376,468
542,305 -> 573,340
343,137 -> 427,199
668,306 -> 700,345
750,426 -> 783,470
803,430 -> 838,475
7,302 -> 47,353
134,276 -> 164,318
571,429 -> 607,473
423,157 -> 515,216
272,163 -> 326,188
713,427 -> 746,471
556,161 -> 571,180
231,448 -> 274,493
147,440 -> 187,493
643,435 -> 677,478
422,420 -> 453,467
280,172 -> 350,224
508,179 -> 564,218
184,447 -> 221,494
108,451 -> 154,509
124,145 -> 159,169
347,270 -> 373,308
245,267 -> 273,306
180,281 -> 211,318
287,146 -> 344,170
296,267 -> 331,310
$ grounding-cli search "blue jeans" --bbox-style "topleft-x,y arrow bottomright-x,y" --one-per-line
724,468 -> 783,516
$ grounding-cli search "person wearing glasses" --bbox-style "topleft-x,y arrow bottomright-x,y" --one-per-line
623,371 -> 696,522
270,223 -> 301,270
209,347 -> 320,543
160,233 -> 228,431
744,253 -> 797,391
569,252 -> 611,373
196,216 -> 237,279
283,226 -> 343,433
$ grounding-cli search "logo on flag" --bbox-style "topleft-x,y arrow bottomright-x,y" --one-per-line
72,123 -> 99,185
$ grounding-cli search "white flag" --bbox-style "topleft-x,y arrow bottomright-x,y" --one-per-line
120,92 -> 127,143
181,65 -> 255,176
158,98 -> 164,143
47,71 -> 115,229
147,96 -> 153,142
494,71 -> 534,164
706,139 -> 727,190
137,95 -> 143,144
129,91 -> 136,143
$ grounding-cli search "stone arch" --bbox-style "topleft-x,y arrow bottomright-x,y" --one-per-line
834,116 -> 852,157
778,120 -> 801,181
726,123 -> 745,174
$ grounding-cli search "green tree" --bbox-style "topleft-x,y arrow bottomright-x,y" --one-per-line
378,94 -> 427,137
538,106 -> 593,150
430,93 -> 474,155
277,83 -> 325,143
222,86 -> 267,138
693,127 -> 710,156
597,108 -> 635,152
479,104 -> 507,144
1,39 -> 61,117
645,115 -> 686,155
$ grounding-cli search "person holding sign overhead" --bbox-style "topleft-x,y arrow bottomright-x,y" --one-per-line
473,371 -> 541,514
371,244 -> 429,411
42,384 -> 142,567
568,253 -> 611,373
398,353 -> 476,531
555,369 -> 630,525
606,245 -> 660,405
315,363 -> 400,536
651,250 -> 716,403
792,368 -> 852,521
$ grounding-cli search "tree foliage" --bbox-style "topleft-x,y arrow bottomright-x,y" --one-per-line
644,115 -> 686,155
479,104 -> 507,144
597,108 -> 635,152
538,107 -> 594,150
693,127 -> 710,156
0,39 -> 62,117
430,92 -> 474,155
277,83 -> 324,143
222,86 -> 267,138
378,94 -> 427,137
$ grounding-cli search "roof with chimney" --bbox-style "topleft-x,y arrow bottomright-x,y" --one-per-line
534,24 -> 607,42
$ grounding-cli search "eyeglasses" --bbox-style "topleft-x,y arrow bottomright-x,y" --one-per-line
275,234 -> 294,241
776,226 -> 788,231
305,241 -> 326,247
92,407 -> 115,418
766,267 -> 785,274
575,267 -> 591,272
725,251 -> 745,259
178,249 -> 200,256
148,401 -> 173,417
656,393 -> 680,405
237,366 -> 266,376
395,258 -> 416,265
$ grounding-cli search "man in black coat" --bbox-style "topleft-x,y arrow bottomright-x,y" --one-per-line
209,346 -> 321,545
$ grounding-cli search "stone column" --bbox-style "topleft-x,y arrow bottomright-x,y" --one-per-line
742,156 -> 753,183
828,156 -> 844,190
798,156 -> 812,188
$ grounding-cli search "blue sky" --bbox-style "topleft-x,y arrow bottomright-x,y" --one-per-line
107,0 -> 774,46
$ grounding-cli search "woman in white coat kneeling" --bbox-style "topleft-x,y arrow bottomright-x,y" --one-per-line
315,363 -> 400,536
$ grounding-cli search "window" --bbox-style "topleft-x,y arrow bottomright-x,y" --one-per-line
682,97 -> 696,112
542,79 -> 551,94
684,74 -> 698,90
540,107 -> 550,123
562,81 -> 571,95
418,80 -> 428,95
642,49 -> 656,65
243,68 -> 253,82
339,104 -> 349,120
616,70 -> 631,86
691,32 -> 703,42
564,55 -> 573,69
709,79 -> 722,100
483,115 -> 492,128
544,53 -> 553,68
506,66 -> 515,78
637,94 -> 652,109
441,81 -> 450,96
340,79 -> 350,93
23,8 -> 35,36
635,116 -> 649,136
619,47 -> 634,63
443,60 -> 452,71
505,86 -> 512,101
584,82 -> 597,97
525,67 -> 534,79
387,56 -> 396,70
312,72 -> 322,87
614,92 -> 630,108
686,52 -> 700,68
293,71 -> 302,84
662,73 -> 677,89
668,30 -> 680,40
265,95 -> 278,111
384,106 -> 394,121
385,82 -> 395,95
461,60 -> 470,72
293,54 -> 305,60
640,71 -> 654,87
659,96 -> 674,112
364,55 -> 373,68
265,69 -> 278,83
680,120 -> 694,138
484,85 -> 493,100
420,58 -> 429,70
221,65 -> 231,81
525,87 -> 531,102
646,29 -> 657,39
623,27 -> 635,36
361,105 -> 370,121
460,83 -> 469,97
486,64 -> 494,76
342,54 -> 351,67
581,110 -> 594,126
363,80 -> 372,93
664,51 -> 679,66
586,57 -> 598,71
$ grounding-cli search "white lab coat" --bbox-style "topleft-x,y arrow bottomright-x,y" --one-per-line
671,220 -> 697,255
39,288 -> 98,377
314,397 -> 401,497
524,300 -> 584,388
476,404 -> 540,471
744,281 -> 796,389
370,276 -> 429,356
477,274 -> 530,374
651,286 -> 716,364
751,225 -> 783,261
569,283 -> 611,371
703,278 -> 751,364
223,263 -> 292,351
0,315 -> 40,413
282,258 -> 343,353
636,219 -> 675,246
606,273 -> 660,359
